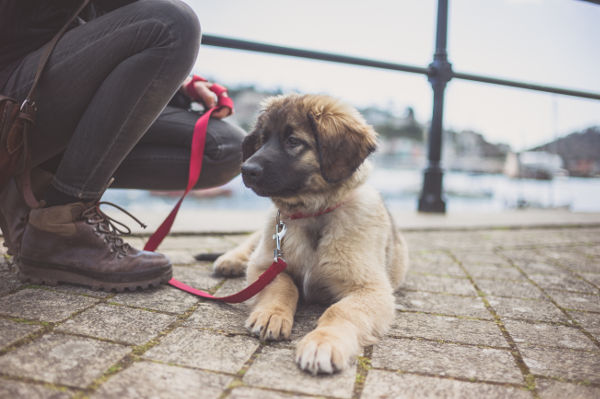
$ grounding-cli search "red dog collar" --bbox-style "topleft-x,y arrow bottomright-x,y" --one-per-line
285,202 -> 344,220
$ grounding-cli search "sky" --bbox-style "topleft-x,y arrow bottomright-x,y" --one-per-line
184,0 -> 600,151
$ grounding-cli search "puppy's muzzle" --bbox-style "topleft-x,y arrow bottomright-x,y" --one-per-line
241,161 -> 263,187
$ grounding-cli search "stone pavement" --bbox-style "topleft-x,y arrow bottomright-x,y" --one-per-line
1,226 -> 599,398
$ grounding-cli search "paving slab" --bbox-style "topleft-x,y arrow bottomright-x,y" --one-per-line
171,264 -> 222,290
0,379 -> 72,399
544,290 -> 600,312
56,303 -> 177,345
403,273 -> 477,296
111,285 -> 198,314
529,274 -> 599,294
487,296 -> 569,323
0,288 -> 98,323
243,346 -> 356,398
461,263 -> 525,281
452,251 -> 513,267
0,333 -> 130,388
212,275 -> 248,297
404,231 -> 496,251
143,327 -> 258,373
390,312 -> 509,347
2,225 -> 600,398
228,387 -> 321,399
478,229 -> 571,248
93,361 -> 232,399
544,248 -> 600,273
520,347 -> 600,383
475,278 -> 545,299
362,370 -> 533,399
581,272 -> 600,288
183,301 -> 248,334
371,337 -> 523,384
47,284 -> 113,298
408,250 -> 465,277
568,310 -> 600,339
503,319 -> 597,350
395,291 -> 492,319
160,249 -> 199,265
535,379 -> 600,399
500,250 -> 571,276
0,318 -> 42,349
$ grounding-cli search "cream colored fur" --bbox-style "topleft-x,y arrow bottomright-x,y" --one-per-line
213,95 -> 409,375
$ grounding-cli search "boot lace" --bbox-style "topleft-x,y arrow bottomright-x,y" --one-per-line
81,202 -> 147,258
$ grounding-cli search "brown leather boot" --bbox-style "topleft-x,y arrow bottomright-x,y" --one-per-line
0,171 -> 52,258
18,202 -> 172,291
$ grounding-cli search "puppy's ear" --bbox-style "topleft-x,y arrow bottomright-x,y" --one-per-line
242,130 -> 260,162
308,106 -> 377,183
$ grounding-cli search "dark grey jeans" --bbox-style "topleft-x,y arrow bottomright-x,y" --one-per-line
1,0 -> 244,198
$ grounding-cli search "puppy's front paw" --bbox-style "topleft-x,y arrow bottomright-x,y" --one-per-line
213,252 -> 247,277
296,328 -> 359,375
245,307 -> 293,341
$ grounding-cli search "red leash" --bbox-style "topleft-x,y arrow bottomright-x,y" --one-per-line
144,76 -> 287,303
169,258 -> 287,303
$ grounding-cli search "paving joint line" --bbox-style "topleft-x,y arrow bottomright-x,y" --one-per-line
218,343 -> 264,399
530,247 -> 600,292
447,248 -> 540,398
0,373 -> 83,395
533,374 -> 600,388
368,368 -> 530,389
395,309 -> 495,322
351,345 -> 373,399
0,290 -> 105,357
73,297 -> 203,398
497,249 -> 600,351
103,300 -> 192,317
384,334 -> 511,350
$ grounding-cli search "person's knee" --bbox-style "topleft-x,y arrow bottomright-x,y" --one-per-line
137,0 -> 201,67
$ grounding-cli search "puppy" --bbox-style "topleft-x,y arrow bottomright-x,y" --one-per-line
213,94 -> 408,374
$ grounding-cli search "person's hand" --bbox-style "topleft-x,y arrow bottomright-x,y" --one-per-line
182,77 -> 232,119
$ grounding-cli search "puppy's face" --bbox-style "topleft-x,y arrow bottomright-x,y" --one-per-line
241,94 -> 377,198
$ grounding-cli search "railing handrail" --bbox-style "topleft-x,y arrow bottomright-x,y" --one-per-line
201,0 -> 598,213
201,34 -> 600,102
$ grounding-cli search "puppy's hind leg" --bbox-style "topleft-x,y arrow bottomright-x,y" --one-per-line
213,231 -> 261,277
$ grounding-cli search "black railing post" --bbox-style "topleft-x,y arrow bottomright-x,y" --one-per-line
418,0 -> 453,213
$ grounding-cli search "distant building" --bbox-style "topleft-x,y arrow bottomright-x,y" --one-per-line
504,151 -> 566,180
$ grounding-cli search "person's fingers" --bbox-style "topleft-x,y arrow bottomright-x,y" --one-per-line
194,81 -> 216,108
212,107 -> 233,119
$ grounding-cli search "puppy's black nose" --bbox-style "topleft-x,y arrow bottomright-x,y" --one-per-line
241,162 -> 263,180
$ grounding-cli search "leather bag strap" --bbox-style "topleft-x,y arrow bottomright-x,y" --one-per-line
23,0 -> 91,105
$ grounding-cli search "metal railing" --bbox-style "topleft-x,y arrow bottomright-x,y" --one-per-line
201,0 -> 600,213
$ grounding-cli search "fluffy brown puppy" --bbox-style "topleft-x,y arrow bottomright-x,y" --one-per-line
213,94 -> 408,374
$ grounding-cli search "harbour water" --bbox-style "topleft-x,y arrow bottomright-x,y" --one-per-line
103,165 -> 600,215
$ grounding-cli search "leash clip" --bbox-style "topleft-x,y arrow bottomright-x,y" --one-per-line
273,210 -> 287,262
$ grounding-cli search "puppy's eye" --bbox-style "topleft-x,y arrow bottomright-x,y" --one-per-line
285,136 -> 304,148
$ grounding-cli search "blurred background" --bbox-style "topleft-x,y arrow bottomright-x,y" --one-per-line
106,0 -> 600,214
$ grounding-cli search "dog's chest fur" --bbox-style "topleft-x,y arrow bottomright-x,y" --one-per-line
282,217 -> 335,303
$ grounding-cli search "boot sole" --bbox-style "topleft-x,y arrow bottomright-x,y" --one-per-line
18,260 -> 172,292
